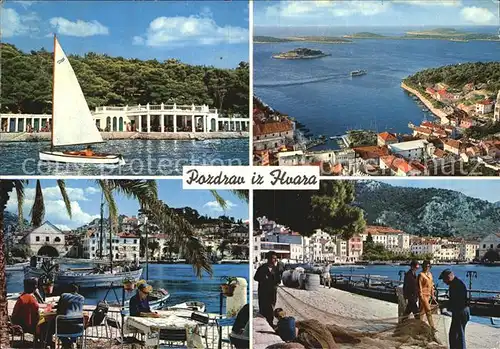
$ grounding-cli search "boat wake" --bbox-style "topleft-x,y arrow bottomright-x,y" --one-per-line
254,73 -> 344,88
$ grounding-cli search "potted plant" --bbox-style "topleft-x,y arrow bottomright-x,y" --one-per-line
40,260 -> 57,295
220,276 -> 239,297
123,277 -> 136,291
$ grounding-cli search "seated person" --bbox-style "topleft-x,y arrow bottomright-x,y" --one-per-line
274,308 -> 297,342
53,284 -> 85,349
230,304 -> 250,349
129,281 -> 160,318
84,146 -> 94,157
11,278 -> 40,334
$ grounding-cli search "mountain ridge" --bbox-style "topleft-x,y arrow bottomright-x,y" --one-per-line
354,181 -> 499,239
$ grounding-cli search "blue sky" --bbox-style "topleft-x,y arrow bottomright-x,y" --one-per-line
254,0 -> 500,27
378,179 -> 500,203
3,0 -> 249,68
6,179 -> 248,230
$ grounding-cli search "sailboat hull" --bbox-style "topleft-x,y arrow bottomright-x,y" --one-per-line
39,150 -> 125,165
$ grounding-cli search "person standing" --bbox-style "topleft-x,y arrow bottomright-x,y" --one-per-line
403,260 -> 420,321
254,251 -> 281,326
418,260 -> 436,331
439,269 -> 470,349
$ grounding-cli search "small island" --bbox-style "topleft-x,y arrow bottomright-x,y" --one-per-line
255,36 -> 352,44
272,48 -> 331,60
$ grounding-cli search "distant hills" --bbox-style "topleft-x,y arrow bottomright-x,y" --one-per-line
354,181 -> 500,239
344,28 -> 498,41
254,36 -> 352,44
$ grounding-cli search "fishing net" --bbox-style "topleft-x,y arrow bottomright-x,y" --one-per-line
273,286 -> 448,349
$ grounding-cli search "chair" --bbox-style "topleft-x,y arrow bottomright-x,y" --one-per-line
216,318 -> 236,349
190,312 -> 210,348
54,315 -> 85,349
159,328 -> 188,348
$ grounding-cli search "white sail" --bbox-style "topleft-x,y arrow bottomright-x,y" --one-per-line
52,37 -> 103,146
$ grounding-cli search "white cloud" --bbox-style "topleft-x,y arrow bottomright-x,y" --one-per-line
85,187 -> 100,195
22,186 -> 92,201
262,1 -> 390,20
460,6 -> 496,24
5,186 -> 100,228
49,17 -> 109,37
55,224 -> 71,231
14,1 -> 37,9
203,200 -> 236,213
1,8 -> 38,37
133,15 -> 248,47
392,0 -> 461,6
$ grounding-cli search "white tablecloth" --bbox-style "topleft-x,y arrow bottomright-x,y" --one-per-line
125,314 -> 199,334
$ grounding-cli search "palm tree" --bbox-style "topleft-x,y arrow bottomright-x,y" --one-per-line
0,179 -> 71,348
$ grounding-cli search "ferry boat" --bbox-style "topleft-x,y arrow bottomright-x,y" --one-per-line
351,70 -> 367,77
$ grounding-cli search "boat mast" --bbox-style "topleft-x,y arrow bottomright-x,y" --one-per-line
51,34 -> 56,151
99,192 -> 104,259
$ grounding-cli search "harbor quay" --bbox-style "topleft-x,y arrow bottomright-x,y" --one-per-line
0,103 -> 250,134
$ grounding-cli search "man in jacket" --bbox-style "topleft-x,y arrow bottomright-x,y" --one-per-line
402,260 -> 420,321
254,251 -> 281,326
439,269 -> 470,349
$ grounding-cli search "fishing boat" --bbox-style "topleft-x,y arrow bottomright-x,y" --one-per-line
39,35 -> 125,166
351,70 -> 367,77
24,262 -> 143,289
6,262 -> 29,271
166,301 -> 206,313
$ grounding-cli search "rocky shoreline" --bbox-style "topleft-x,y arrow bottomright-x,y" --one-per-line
401,82 -> 448,120
0,131 -> 249,142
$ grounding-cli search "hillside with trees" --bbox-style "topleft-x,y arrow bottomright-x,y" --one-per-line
354,180 -> 500,238
0,43 -> 249,115
403,62 -> 500,95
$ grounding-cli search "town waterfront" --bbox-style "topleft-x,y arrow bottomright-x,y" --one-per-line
254,35 -> 500,143
0,138 -> 249,175
329,264 -> 500,327
7,263 -> 249,314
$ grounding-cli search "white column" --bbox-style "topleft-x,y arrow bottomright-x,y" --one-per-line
161,103 -> 164,110
173,115 -> 177,132
160,114 -> 164,133
203,116 -> 207,133
146,104 -> 151,132
7,118 -> 10,132
37,118 -> 41,131
191,115 -> 195,132
138,115 -> 142,132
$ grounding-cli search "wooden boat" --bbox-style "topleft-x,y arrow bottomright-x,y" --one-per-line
6,262 -> 29,271
39,35 -> 124,166
24,262 -> 142,289
166,301 -> 206,313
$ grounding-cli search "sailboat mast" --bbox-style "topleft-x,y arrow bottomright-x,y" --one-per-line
99,192 -> 104,259
51,34 -> 56,151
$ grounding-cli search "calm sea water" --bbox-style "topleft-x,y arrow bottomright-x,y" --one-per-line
0,139 -> 249,175
254,37 -> 500,148
329,264 -> 500,327
7,263 -> 250,314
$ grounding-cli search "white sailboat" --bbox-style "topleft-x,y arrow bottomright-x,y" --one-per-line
39,35 -> 125,165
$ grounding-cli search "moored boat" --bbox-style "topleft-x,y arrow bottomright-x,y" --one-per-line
165,301 -> 206,313
6,262 -> 29,271
24,263 -> 143,289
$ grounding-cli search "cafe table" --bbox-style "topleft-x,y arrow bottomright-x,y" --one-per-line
124,310 -> 200,348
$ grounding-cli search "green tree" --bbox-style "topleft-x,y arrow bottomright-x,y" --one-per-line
254,181 -> 365,239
